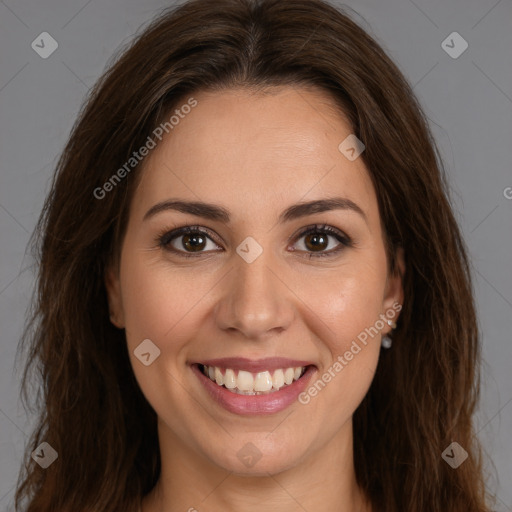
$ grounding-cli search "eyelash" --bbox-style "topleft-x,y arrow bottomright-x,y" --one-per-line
156,224 -> 353,259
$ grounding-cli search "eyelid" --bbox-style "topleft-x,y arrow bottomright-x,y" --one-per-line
158,225 -> 219,245
288,223 -> 353,258
157,225 -> 222,256
288,223 -> 350,245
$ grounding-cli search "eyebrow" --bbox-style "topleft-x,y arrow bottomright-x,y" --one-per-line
143,197 -> 367,224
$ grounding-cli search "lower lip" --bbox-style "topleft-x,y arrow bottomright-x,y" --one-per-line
191,364 -> 316,416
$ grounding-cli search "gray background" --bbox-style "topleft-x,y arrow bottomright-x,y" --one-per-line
0,0 -> 511,510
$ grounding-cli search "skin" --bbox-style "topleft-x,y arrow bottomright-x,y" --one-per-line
106,86 -> 404,512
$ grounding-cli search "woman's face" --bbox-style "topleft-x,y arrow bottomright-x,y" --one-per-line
106,86 -> 403,475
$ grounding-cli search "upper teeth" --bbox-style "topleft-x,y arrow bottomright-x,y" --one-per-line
201,365 -> 306,395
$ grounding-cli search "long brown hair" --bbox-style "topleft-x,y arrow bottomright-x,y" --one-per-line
15,0 -> 493,510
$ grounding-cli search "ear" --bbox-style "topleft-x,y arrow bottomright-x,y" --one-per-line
104,264 -> 125,329
382,246 -> 405,332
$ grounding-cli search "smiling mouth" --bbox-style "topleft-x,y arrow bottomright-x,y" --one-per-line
197,363 -> 309,395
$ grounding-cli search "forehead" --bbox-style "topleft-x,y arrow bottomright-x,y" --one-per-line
132,86 -> 377,225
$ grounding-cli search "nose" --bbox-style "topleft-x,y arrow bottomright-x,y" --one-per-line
214,249 -> 295,340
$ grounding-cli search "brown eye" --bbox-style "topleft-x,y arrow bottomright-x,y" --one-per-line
303,232 -> 329,252
292,224 -> 353,258
158,226 -> 221,257
181,232 -> 207,252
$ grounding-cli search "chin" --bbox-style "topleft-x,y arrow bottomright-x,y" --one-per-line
201,433 -> 311,476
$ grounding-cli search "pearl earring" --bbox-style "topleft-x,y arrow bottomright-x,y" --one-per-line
381,318 -> 397,349
381,335 -> 392,349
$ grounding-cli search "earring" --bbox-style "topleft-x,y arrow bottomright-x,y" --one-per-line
381,318 -> 397,349
381,335 -> 392,349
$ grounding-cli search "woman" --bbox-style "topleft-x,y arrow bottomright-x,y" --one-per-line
15,0 -> 493,510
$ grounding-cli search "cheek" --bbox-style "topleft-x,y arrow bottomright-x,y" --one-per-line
118,249 -> 208,348
294,257 -> 387,418
117,252 -> 202,420
297,267 -> 386,433
303,258 -> 388,352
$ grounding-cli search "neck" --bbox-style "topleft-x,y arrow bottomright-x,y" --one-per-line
142,419 -> 372,512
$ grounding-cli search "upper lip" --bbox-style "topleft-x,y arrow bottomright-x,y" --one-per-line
193,357 -> 315,373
